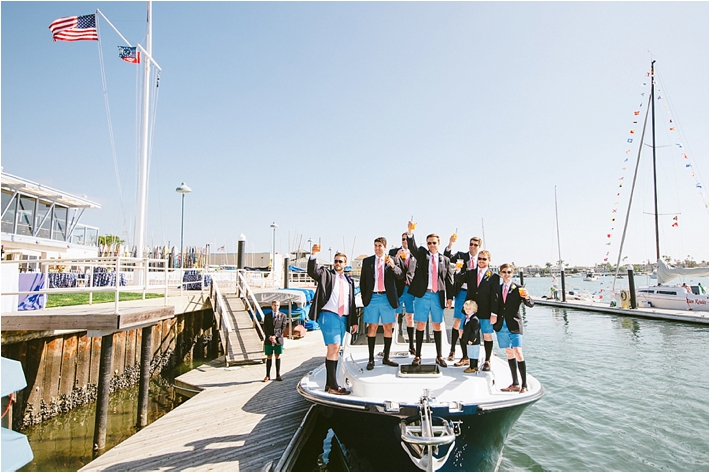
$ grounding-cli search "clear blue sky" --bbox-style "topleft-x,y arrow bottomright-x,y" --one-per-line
2,1 -> 708,267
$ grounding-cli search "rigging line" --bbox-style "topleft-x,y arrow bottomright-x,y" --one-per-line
96,15 -> 128,234
655,72 -> 709,209
613,92 -> 653,293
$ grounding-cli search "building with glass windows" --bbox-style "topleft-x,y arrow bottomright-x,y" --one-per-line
1,171 -> 100,265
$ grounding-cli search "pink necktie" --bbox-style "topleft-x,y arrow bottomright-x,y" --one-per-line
377,258 -> 385,291
503,284 -> 508,303
469,257 -> 475,269
431,255 -> 438,292
477,269 -> 483,286
338,276 -> 346,316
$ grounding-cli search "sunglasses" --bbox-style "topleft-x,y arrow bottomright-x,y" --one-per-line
478,257 -> 488,261
402,238 -> 407,241
334,259 -> 345,264
501,270 -> 513,274
470,243 -> 479,246
426,241 -> 438,245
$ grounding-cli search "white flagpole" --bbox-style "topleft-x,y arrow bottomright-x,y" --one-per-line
136,0 -> 152,260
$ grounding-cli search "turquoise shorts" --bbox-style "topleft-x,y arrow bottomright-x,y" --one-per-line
399,285 -> 415,313
496,320 -> 522,348
364,293 -> 396,324
479,318 -> 494,334
413,291 -> 444,324
453,291 -> 467,319
319,311 -> 347,346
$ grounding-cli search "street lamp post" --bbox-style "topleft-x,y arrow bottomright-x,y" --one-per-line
176,182 -> 192,294
270,222 -> 278,283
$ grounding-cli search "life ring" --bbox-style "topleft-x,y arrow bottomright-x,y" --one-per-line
620,291 -> 629,301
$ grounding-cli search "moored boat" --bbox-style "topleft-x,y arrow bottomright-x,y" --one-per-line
298,333 -> 543,471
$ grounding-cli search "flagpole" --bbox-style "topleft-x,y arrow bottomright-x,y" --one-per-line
136,0 -> 152,260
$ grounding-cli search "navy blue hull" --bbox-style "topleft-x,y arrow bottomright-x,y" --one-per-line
323,403 -> 531,471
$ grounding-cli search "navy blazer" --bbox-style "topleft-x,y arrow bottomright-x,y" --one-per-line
444,248 -> 477,297
307,257 -> 358,328
264,310 -> 287,346
389,247 -> 416,297
405,233 -> 454,308
493,282 -> 534,334
360,254 -> 404,308
460,314 -> 481,346
457,266 -> 500,320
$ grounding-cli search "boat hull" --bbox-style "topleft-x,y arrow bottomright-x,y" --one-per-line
322,401 -> 531,471
636,285 -> 709,311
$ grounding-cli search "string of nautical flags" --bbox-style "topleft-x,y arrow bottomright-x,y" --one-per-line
602,72 -> 649,265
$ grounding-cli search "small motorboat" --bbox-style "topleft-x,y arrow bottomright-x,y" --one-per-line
298,332 -> 543,471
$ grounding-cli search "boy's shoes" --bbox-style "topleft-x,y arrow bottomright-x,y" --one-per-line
366,360 -> 375,371
263,376 -> 270,382
454,358 -> 470,367
275,376 -> 283,381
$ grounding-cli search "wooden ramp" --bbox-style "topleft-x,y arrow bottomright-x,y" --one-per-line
220,294 -> 266,365
79,331 -> 325,472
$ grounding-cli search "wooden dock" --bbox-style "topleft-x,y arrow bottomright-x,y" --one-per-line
533,297 -> 709,324
80,328 -> 325,472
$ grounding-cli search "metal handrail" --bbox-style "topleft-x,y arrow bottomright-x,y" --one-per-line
236,270 -> 267,341
1,255 -> 170,313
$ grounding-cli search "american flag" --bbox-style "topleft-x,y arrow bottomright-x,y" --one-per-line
49,14 -> 98,42
217,246 -> 226,252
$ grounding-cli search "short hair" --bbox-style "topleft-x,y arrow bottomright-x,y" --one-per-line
463,300 -> 478,313
470,236 -> 482,246
334,252 -> 347,263
374,237 -> 387,247
271,300 -> 281,308
478,249 -> 491,261
401,232 -> 408,238
426,234 -> 440,243
499,263 -> 513,272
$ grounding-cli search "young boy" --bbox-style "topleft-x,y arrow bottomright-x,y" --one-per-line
459,300 -> 481,374
264,300 -> 287,382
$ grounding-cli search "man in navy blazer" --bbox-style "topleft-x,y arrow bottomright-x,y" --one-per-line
443,234 -> 483,365
389,233 -> 417,354
406,222 -> 454,368
456,249 -> 500,371
308,245 -> 357,395
360,237 -> 405,370
494,263 -> 534,393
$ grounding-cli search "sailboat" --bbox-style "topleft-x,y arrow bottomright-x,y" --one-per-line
614,61 -> 708,312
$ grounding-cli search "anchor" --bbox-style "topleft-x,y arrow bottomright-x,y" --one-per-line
399,389 -> 461,472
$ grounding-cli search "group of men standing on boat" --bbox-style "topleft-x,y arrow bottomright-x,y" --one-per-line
306,221 -> 534,396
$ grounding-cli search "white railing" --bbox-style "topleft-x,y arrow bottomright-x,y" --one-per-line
2,255 -> 171,314
207,278 -> 232,362
236,270 -> 267,341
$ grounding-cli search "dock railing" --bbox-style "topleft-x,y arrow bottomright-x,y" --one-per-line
207,278 -> 231,358
1,255 -> 171,314
236,270 -> 267,341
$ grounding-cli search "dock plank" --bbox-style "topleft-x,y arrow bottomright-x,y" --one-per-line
222,295 -> 265,365
80,329 -> 326,472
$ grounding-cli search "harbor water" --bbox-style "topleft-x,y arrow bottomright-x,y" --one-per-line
297,275 -> 709,471
17,360 -> 203,472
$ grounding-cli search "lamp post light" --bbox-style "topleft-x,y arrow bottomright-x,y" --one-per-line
176,182 -> 192,294
270,222 -> 278,279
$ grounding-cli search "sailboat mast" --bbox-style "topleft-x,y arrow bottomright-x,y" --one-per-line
650,60 -> 660,261
136,1 -> 152,259
554,186 -> 562,268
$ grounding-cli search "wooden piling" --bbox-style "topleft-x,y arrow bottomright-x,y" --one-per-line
137,326 -> 153,428
93,333 -> 114,452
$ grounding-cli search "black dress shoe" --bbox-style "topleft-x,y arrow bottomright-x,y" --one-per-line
328,386 -> 351,395
412,356 -> 421,366
482,361 -> 491,371
436,357 -> 448,368
366,360 -> 375,371
383,359 -> 399,367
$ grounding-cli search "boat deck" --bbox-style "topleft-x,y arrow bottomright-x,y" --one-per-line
533,297 -> 709,324
79,329 -> 325,472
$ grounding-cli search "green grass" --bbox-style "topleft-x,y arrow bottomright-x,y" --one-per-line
46,292 -> 164,308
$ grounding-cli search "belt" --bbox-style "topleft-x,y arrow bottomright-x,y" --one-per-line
321,310 -> 348,317
373,291 -> 386,294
